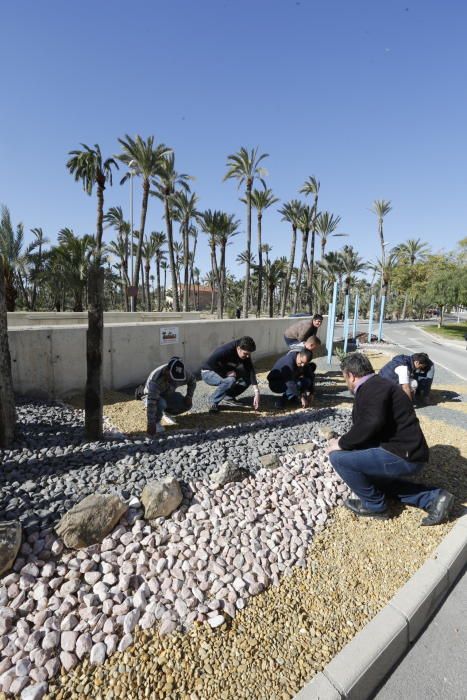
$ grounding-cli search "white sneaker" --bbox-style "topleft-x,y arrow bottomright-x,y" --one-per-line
161,413 -> 177,427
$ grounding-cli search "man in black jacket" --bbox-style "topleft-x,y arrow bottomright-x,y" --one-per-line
326,353 -> 453,525
201,336 -> 260,413
267,349 -> 315,408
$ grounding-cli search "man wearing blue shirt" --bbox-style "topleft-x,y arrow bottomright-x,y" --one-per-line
267,349 -> 315,409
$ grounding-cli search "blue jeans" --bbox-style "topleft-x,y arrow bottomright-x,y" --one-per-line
284,335 -> 296,348
269,375 -> 314,400
201,370 -> 250,406
329,447 -> 440,512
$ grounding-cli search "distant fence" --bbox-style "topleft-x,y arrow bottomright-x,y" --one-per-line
8,317 -> 328,399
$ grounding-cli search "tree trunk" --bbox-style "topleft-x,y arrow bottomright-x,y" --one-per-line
145,262 -> 151,311
164,198 -> 180,311
307,229 -> 316,314
133,179 -> 150,310
268,284 -> 274,318
281,226 -> 297,316
219,244 -> 227,319
85,265 -> 104,440
156,259 -> 161,312
96,184 -> 105,259
183,223 -> 190,312
242,186 -> 252,318
293,229 -> 309,313
256,213 -> 263,317
0,258 -> 16,447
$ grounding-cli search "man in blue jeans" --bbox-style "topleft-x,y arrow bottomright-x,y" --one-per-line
267,349 -> 316,409
326,353 -> 454,525
201,336 -> 260,414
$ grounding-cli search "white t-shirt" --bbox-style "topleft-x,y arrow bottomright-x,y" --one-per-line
394,365 -> 410,385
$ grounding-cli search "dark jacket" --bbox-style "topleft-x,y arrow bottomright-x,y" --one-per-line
338,374 -> 429,463
201,339 -> 257,386
284,318 -> 318,342
267,352 -> 309,384
379,354 -> 434,384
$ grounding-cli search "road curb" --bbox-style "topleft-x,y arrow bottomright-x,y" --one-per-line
414,324 -> 466,351
294,513 -> 467,699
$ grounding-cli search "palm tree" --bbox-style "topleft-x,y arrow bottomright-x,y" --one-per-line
150,232 -> 167,311
200,209 -> 222,316
0,206 -> 26,311
261,243 -> 272,266
216,212 -> 240,317
160,260 -> 169,307
224,146 -> 269,317
54,228 -> 95,311
104,207 -> 131,310
316,211 -> 344,259
246,188 -> 278,317
107,236 -> 130,310
278,200 -> 303,316
141,234 -> 161,311
393,238 -> 430,318
171,191 -> 199,311
0,256 -> 16,446
261,258 -> 287,317
339,245 -> 367,296
371,199 -> 392,266
66,144 -> 118,261
151,153 -> 192,312
117,135 -> 171,307
300,176 -> 320,313
293,204 -> 315,313
28,228 -> 50,310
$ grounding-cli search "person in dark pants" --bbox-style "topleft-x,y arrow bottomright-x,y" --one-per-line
142,357 -> 196,435
326,353 -> 453,525
267,349 -> 316,409
201,336 -> 260,413
284,314 -> 323,348
379,352 -> 435,405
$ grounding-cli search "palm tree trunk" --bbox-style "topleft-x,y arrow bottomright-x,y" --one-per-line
85,264 -> 104,440
156,259 -> 161,312
281,225 -> 297,316
307,229 -> 316,314
164,198 -> 180,311
0,258 -> 16,447
219,243 -> 227,318
242,187 -> 252,318
183,223 -> 190,312
133,179 -> 150,310
96,184 -> 105,260
293,229 -> 309,313
145,262 -> 151,311
268,284 -> 274,318
256,213 -> 263,317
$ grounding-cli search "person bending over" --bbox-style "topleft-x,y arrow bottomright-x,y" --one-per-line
268,349 -> 316,409
287,335 -> 321,356
326,353 -> 453,525
201,336 -> 260,414
379,352 -> 434,405
142,357 -> 196,435
284,313 -> 323,348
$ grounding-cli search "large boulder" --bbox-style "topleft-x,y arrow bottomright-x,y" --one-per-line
211,460 -> 250,487
141,478 -> 182,520
56,494 -> 128,549
258,453 -> 281,470
0,521 -> 21,576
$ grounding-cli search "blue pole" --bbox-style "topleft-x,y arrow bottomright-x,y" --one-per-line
326,302 -> 332,350
343,294 -> 350,353
368,294 -> 375,343
377,295 -> 386,341
327,282 -> 338,365
352,292 -> 360,340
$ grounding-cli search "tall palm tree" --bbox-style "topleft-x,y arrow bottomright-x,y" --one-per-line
316,211 -> 344,259
246,188 -> 279,317
200,209 -> 222,315
371,199 -> 392,266
0,255 -> 16,446
393,238 -> 430,318
293,204 -> 315,313
55,228 -> 95,311
278,199 -> 304,316
0,206 -> 26,311
215,212 -> 240,317
107,236 -> 130,310
141,234 -> 161,311
171,191 -> 199,311
338,245 -> 367,296
150,232 -> 167,311
188,225 -> 199,308
261,258 -> 287,317
261,243 -> 272,266
66,144 -> 118,260
151,153 -> 192,312
224,146 -> 269,317
300,176 -> 320,313
117,135 -> 171,307
160,260 -> 168,306
104,207 -> 131,309
28,227 -> 50,310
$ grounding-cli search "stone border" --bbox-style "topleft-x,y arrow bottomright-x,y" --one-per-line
294,512 -> 467,699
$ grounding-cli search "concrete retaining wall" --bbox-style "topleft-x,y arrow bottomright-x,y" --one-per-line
8,317 -> 327,399
7,311 -> 202,327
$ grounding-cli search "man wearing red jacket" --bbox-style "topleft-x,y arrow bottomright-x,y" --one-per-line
326,353 -> 453,525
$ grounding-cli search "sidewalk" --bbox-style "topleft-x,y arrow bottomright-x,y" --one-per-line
374,566 -> 467,699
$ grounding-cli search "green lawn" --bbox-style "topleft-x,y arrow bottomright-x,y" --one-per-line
420,323 -> 467,341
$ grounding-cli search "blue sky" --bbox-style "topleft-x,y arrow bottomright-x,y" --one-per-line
1,0 -> 466,278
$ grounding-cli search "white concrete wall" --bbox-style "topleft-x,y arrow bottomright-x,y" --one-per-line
7,311 -> 202,327
8,317 -> 327,399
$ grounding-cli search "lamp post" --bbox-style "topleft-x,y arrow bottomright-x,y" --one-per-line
128,160 -> 137,312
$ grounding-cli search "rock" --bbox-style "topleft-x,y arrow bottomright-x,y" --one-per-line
0,522 -> 22,577
89,642 -> 106,665
75,633 -> 92,660
259,454 -> 281,470
207,614 -> 226,628
59,651 -> 78,672
141,478 -> 183,520
60,630 -> 78,653
210,460 -> 249,487
318,426 -> 337,440
55,494 -> 128,549
20,682 -> 48,700
15,657 -> 32,676
291,442 -> 317,454
117,634 -> 133,652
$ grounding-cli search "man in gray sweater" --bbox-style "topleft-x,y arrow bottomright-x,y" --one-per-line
142,357 -> 196,435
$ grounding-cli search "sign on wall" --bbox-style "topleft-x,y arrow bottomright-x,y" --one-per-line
160,326 -> 180,345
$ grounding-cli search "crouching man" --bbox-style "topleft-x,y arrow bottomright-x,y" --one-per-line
267,349 -> 316,409
326,353 -> 453,525
142,357 -> 196,435
379,352 -> 435,406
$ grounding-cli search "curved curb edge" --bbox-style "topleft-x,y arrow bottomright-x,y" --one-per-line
294,512 -> 467,700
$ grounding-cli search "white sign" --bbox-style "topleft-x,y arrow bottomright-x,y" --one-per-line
160,326 -> 179,345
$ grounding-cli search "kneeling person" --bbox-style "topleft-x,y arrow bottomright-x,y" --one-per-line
143,357 -> 196,435
268,349 -> 316,408
201,336 -> 260,413
379,352 -> 434,405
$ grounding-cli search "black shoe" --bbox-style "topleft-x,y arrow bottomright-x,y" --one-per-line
222,397 -> 240,407
344,497 -> 389,520
421,490 -> 454,526
209,404 -> 220,414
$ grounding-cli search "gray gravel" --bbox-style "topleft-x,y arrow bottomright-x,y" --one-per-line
0,399 -> 351,536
